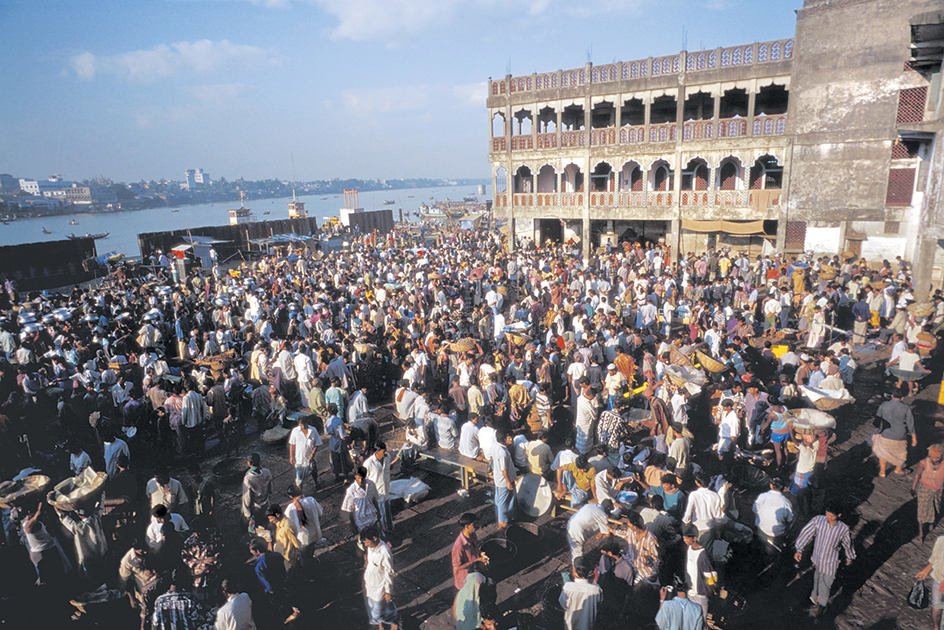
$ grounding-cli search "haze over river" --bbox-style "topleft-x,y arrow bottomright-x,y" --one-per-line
0,184 -> 488,257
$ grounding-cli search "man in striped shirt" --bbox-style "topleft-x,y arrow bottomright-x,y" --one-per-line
794,503 -> 855,617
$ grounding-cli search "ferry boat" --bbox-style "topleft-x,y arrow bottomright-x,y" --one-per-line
383,199 -> 395,205
288,190 -> 307,219
228,192 -> 254,225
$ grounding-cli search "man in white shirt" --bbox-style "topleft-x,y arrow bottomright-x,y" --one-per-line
682,473 -> 725,544
753,478 -> 795,541
715,399 -> 740,458
103,432 -> 130,478
394,380 -> 418,423
365,442 -> 396,537
559,557 -> 603,630
293,344 -> 315,403
459,414 -> 482,459
478,418 -> 498,459
361,531 -> 398,629
341,466 -> 381,536
288,415 -> 322,491
491,431 -> 517,529
566,500 -> 615,563
145,504 -> 189,552
285,485 -> 324,559
215,579 -> 256,630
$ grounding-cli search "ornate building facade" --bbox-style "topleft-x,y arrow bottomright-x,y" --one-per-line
487,0 -> 944,295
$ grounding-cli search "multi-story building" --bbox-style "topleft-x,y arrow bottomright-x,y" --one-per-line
487,0 -> 944,296
184,169 -> 210,190
19,177 -> 74,197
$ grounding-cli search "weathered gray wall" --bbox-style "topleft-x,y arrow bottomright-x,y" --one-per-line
786,0 -> 938,222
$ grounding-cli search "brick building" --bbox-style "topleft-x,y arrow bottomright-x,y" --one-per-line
487,0 -> 944,297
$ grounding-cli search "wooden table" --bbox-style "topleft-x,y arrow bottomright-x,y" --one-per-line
415,447 -> 492,489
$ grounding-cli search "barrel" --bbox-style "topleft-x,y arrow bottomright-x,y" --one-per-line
501,523 -> 545,562
540,583 -> 566,630
481,539 -> 517,582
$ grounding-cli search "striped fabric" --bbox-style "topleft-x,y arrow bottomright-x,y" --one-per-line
795,515 -> 855,576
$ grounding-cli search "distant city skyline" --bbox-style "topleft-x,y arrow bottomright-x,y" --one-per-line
0,0 -> 802,183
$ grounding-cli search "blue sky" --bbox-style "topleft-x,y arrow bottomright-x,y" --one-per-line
0,0 -> 802,183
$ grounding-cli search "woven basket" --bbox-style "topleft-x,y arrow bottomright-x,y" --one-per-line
48,470 -> 107,512
669,346 -> 693,368
505,332 -> 532,347
818,269 -> 838,280
908,302 -> 935,318
695,350 -> 727,374
0,475 -> 51,508
448,338 -> 478,353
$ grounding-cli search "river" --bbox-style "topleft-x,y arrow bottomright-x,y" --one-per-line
0,184 -> 489,258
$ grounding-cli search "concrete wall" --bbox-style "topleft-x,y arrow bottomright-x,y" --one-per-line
786,0 -> 938,223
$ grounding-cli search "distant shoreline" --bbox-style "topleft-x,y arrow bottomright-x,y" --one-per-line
3,182 -> 489,219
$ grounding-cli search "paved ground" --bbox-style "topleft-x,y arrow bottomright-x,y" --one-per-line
2,337 -> 942,630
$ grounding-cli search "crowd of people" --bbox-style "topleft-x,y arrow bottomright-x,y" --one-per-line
0,222 -> 940,630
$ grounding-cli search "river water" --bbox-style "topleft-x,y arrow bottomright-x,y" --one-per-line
0,184 -> 489,257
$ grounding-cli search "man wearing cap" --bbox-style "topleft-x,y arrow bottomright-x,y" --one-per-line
715,399 -> 740,459
913,444 -> 944,543
604,363 -> 626,410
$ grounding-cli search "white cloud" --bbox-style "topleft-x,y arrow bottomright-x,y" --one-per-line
69,40 -> 279,82
315,0 -> 460,42
452,82 -> 487,108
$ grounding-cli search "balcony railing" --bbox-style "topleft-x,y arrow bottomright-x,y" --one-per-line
490,115 -> 788,154
496,189 -> 781,210
536,132 -> 557,149
717,118 -> 748,138
591,128 -> 617,145
620,125 -> 646,143
649,122 -> 677,143
753,114 -> 787,136
491,38 -> 794,96
511,135 -> 533,150
683,120 -> 714,140
561,130 -> 586,147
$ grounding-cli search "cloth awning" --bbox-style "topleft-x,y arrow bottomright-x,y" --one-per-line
680,219 -> 769,235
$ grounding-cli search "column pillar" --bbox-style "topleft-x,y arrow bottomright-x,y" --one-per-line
747,79 -> 757,137
505,75 -> 514,253
913,128 -> 944,300
712,84 -> 722,135
583,63 -> 593,260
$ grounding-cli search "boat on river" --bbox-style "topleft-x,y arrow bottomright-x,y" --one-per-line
67,232 -> 109,240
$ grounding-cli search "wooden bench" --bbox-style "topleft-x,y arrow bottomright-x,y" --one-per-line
415,447 -> 492,490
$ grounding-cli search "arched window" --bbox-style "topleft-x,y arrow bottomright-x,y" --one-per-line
562,163 -> 583,193
681,158 -> 709,191
513,166 -> 533,193
749,155 -> 783,189
652,161 -> 673,191
495,167 -> 507,193
537,165 -> 557,193
491,113 -> 505,138
591,162 -> 614,192
621,162 -> 642,192
717,159 -> 741,190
